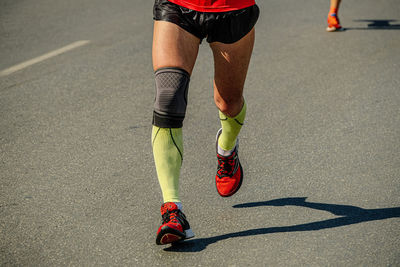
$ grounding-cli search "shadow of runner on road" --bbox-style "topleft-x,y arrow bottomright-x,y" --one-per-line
345,19 -> 400,30
164,197 -> 400,252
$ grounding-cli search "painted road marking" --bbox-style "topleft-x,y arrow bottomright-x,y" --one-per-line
0,40 -> 90,77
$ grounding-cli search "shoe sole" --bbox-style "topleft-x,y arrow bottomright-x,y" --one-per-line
156,228 -> 194,245
326,26 -> 344,32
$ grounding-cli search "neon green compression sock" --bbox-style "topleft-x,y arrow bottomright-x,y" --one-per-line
152,126 -> 183,203
218,101 -> 246,152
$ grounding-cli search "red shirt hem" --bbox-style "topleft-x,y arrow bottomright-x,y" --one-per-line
167,0 -> 256,12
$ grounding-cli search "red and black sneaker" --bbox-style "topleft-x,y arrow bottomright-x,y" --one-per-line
215,129 -> 243,197
156,202 -> 194,245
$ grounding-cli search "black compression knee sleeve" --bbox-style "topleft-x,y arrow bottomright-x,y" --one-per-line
153,67 -> 190,128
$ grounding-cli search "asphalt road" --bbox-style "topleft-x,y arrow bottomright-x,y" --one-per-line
1,0 -> 399,266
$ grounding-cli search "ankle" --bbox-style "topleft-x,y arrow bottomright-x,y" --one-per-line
217,142 -> 235,157
329,7 -> 338,15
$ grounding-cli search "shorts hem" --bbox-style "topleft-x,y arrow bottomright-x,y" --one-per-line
153,18 -> 203,40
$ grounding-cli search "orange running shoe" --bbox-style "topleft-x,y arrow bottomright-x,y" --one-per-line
326,13 -> 343,32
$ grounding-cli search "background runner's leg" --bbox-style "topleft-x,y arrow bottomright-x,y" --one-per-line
330,0 -> 342,10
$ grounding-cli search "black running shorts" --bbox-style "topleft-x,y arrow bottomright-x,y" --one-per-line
153,0 -> 260,44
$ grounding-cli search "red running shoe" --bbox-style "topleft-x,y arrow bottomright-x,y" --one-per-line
215,128 -> 243,197
326,13 -> 343,32
156,202 -> 194,245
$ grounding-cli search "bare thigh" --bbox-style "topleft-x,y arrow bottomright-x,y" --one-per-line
210,28 -> 255,117
152,21 -> 201,74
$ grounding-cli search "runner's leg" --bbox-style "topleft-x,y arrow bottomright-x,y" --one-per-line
153,21 -> 200,74
152,21 -> 200,204
210,28 -> 255,152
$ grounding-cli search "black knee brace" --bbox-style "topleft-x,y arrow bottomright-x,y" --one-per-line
153,67 -> 190,128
